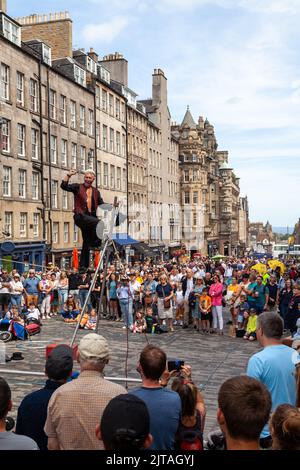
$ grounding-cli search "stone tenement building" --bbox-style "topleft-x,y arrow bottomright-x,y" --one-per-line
100,58 -> 181,254
0,5 -> 127,269
0,1 -> 247,269
248,221 -> 276,254
172,108 -> 246,256
0,2 -> 181,269
139,69 -> 181,254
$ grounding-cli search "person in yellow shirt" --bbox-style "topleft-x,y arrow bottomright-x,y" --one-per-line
199,287 -> 212,334
243,308 -> 257,341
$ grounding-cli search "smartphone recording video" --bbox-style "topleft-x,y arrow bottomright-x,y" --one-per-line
168,360 -> 184,372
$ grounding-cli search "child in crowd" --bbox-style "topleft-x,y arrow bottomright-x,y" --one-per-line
26,302 -> 41,324
145,306 -> 158,334
237,293 -> 249,330
75,310 -> 89,328
84,308 -> 98,330
199,287 -> 212,334
174,282 -> 184,326
10,305 -> 24,325
243,307 -> 258,341
132,311 -> 147,334
61,294 -> 79,321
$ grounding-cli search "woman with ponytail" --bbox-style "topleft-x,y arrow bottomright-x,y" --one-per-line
270,404 -> 300,450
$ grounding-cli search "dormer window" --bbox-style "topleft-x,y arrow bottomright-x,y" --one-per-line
98,65 -> 110,84
42,44 -> 51,66
2,15 -> 21,46
87,56 -> 97,74
74,65 -> 86,86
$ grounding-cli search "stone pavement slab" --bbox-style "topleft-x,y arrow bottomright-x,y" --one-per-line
0,312 -> 260,438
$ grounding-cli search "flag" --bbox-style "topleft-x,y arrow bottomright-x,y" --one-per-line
72,248 -> 79,269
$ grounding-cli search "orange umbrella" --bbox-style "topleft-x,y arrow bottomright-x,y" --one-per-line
72,248 -> 79,270
94,250 -> 101,269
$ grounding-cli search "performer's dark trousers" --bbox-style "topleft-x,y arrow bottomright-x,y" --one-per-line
74,213 -> 99,269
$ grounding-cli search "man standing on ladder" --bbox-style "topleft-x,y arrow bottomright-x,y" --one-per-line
61,169 -> 114,270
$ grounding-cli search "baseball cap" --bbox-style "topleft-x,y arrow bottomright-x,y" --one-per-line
45,344 -> 73,380
78,333 -> 109,361
250,308 -> 257,313
100,394 -> 150,449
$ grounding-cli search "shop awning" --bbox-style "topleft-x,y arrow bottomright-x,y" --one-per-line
112,233 -> 140,246
134,242 -> 161,257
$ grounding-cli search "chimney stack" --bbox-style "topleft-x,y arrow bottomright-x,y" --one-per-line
0,0 -> 7,13
88,47 -> 98,63
99,52 -> 128,86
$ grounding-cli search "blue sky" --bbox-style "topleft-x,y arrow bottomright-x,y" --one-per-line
8,0 -> 300,228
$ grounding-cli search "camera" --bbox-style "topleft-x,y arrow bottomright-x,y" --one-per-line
167,359 -> 184,372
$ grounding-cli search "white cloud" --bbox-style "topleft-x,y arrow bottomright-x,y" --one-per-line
82,16 -> 130,43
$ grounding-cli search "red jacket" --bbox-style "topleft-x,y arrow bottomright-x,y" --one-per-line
209,282 -> 223,307
61,181 -> 103,216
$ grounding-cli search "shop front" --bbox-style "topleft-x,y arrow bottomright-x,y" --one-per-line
0,241 -> 46,273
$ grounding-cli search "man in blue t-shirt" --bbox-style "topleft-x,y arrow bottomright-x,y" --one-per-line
130,345 -> 181,450
247,311 -> 300,449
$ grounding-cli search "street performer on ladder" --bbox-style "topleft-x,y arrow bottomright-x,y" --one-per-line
61,169 -> 119,270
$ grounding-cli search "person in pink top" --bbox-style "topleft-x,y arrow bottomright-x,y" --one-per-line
209,274 -> 224,335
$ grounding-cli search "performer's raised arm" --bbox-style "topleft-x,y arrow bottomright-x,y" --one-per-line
61,169 -> 79,192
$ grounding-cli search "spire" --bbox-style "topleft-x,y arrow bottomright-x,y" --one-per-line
181,106 -> 197,128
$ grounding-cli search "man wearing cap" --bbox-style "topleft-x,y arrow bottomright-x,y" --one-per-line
61,169 -> 107,269
44,333 -> 126,450
15,345 -> 73,450
96,394 -> 153,450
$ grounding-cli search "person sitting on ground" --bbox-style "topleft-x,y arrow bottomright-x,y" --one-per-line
61,294 -> 79,321
15,345 -> 73,451
270,404 -> 300,450
132,311 -> 147,334
217,376 -> 272,450
199,287 -> 212,334
0,377 -> 39,450
84,308 -> 98,330
10,305 -> 24,325
145,306 -> 158,334
243,308 -> 258,341
44,333 -> 127,450
96,394 -> 153,450
26,301 -> 41,325
130,344 -> 181,450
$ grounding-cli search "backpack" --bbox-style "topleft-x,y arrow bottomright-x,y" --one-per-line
25,323 -> 41,336
177,412 -> 203,451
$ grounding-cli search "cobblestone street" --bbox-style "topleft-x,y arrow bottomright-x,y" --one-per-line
0,309 -> 259,438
